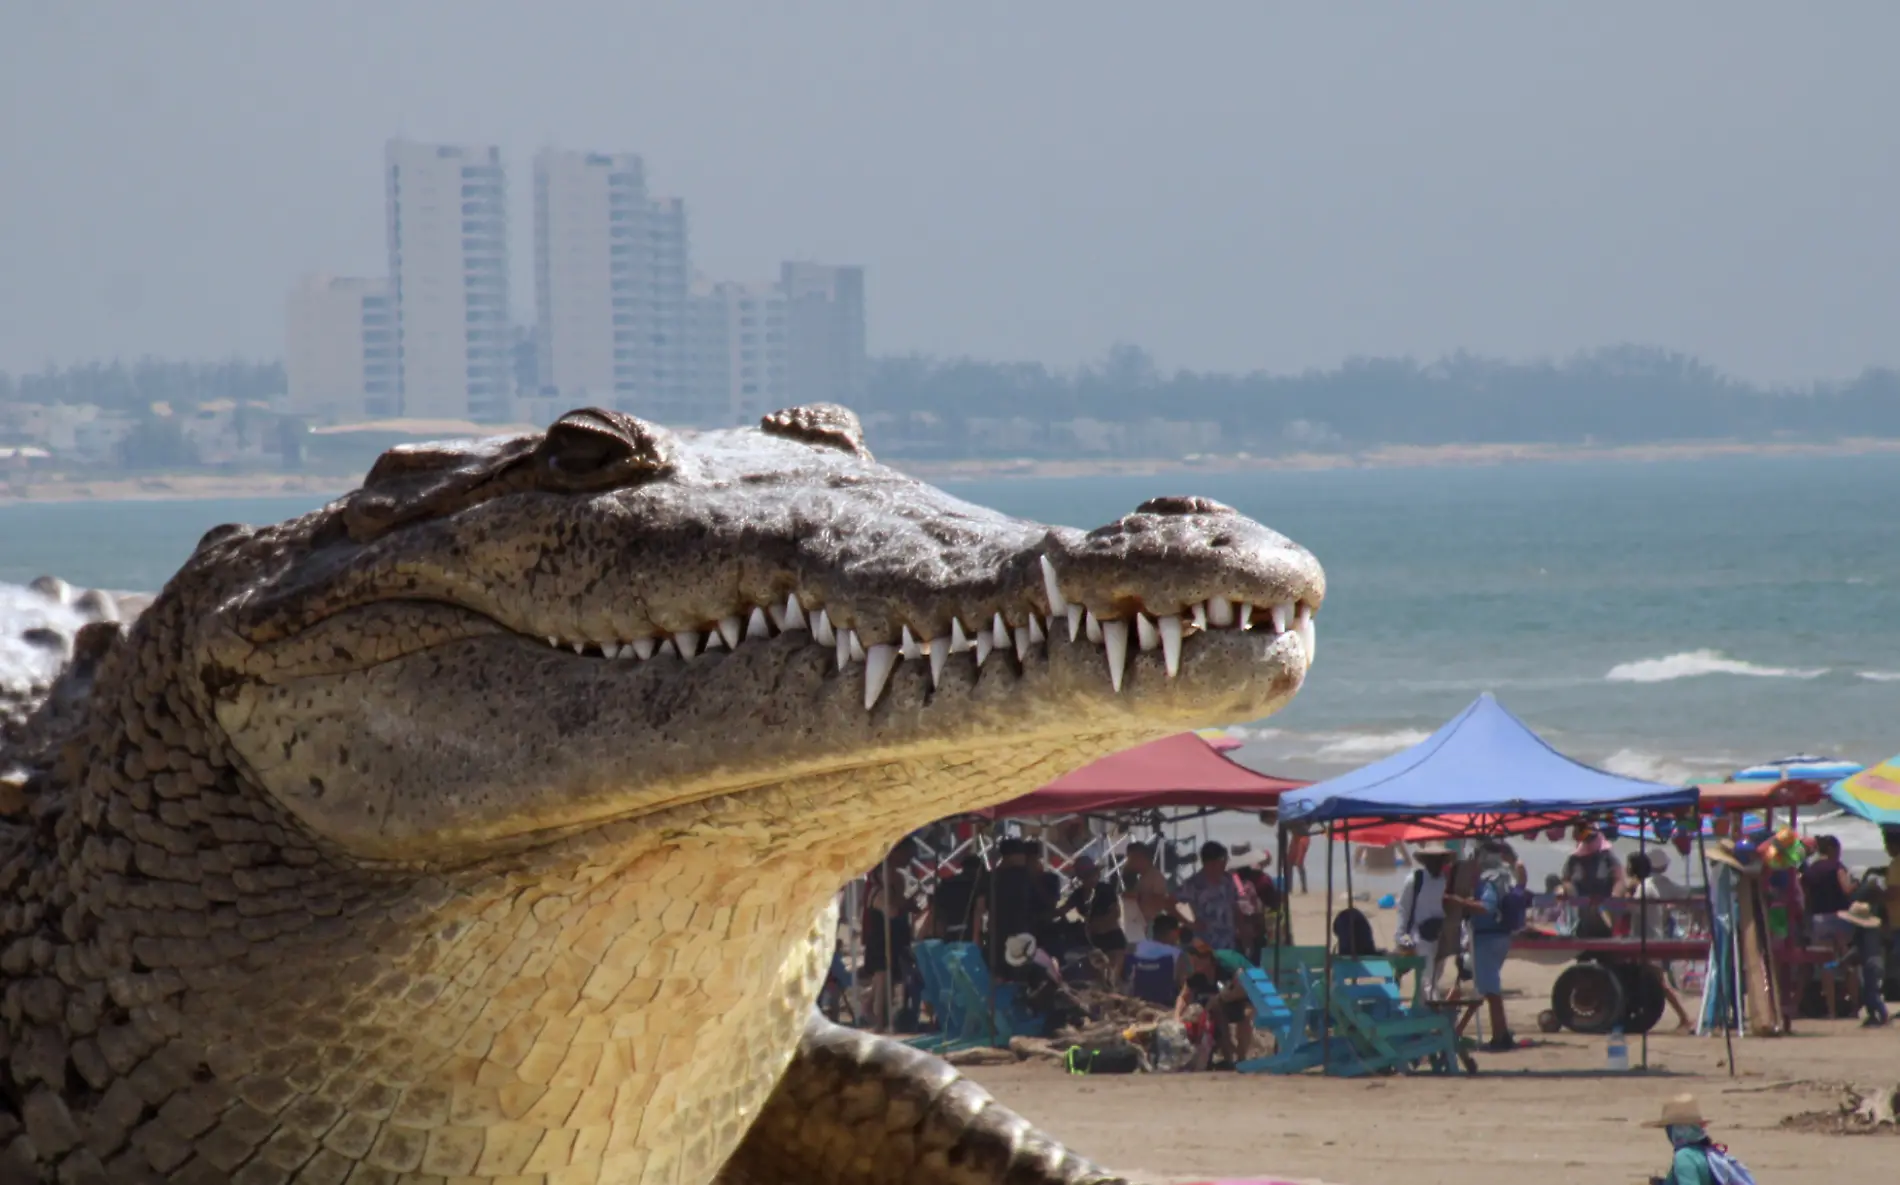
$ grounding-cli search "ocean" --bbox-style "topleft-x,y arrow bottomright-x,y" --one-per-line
3,455 -> 1896,873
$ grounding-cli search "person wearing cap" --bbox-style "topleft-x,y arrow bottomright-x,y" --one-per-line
1642,1095 -> 1723,1185
1838,900 -> 1891,1027
1395,843 -> 1455,1001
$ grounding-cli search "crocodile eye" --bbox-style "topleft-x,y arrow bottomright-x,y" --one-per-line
536,408 -> 672,490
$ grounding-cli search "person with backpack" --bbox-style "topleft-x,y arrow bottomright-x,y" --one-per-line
1395,843 -> 1455,1000
1444,839 -> 1522,1052
1643,1094 -> 1757,1185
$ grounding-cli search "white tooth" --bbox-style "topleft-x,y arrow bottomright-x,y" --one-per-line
1296,605 -> 1316,663
1102,620 -> 1129,692
848,631 -> 865,662
1065,604 -> 1083,641
632,637 -> 656,660
1191,603 -> 1208,631
1159,614 -> 1182,677
836,630 -> 852,670
602,643 -> 622,659
659,637 -> 678,658
864,643 -> 897,710
1135,613 -> 1159,651
546,636 -> 559,648
900,626 -> 922,659
783,595 -> 808,631
812,609 -> 836,646
1208,598 -> 1235,628
950,618 -> 971,653
716,615 -> 742,649
747,607 -> 772,641
1028,616 -> 1045,644
975,631 -> 993,667
675,630 -> 700,659
1238,601 -> 1254,631
1039,555 -> 1068,614
1085,611 -> 1102,644
572,641 -> 586,655
1014,624 -> 1032,663
992,612 -> 1009,649
705,630 -> 726,651
1270,602 -> 1290,634
929,635 -> 949,687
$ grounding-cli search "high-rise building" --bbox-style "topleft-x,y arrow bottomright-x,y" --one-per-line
530,148 -> 692,422
385,139 -> 512,421
283,275 -> 397,423
688,279 -> 788,428
780,262 -> 866,406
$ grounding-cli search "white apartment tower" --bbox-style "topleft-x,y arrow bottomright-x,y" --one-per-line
532,148 -> 691,420
385,139 -> 513,422
780,262 -> 866,406
283,275 -> 397,423
688,279 -> 788,428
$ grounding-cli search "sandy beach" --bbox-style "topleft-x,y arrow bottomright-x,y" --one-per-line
959,894 -> 1897,1185
8,435 -> 1900,505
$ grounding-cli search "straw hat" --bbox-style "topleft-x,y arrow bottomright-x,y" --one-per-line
1704,839 -> 1758,874
1838,902 -> 1883,930
1643,1094 -> 1709,1129
1413,842 -> 1455,861
1003,933 -> 1038,967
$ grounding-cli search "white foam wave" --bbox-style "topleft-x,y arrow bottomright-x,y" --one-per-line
1858,671 -> 1900,682
1310,729 -> 1433,761
1598,747 -> 1745,786
1604,649 -> 1827,684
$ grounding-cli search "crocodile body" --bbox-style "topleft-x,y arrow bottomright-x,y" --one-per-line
0,405 -> 1323,1184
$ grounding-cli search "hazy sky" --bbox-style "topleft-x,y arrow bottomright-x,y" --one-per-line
4,2 -> 1897,385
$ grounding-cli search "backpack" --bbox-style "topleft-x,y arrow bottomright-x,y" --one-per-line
1065,1042 -> 1141,1074
1704,1145 -> 1757,1185
1484,871 -> 1531,934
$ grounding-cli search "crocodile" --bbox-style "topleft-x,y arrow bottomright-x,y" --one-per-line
0,403 -> 1324,1185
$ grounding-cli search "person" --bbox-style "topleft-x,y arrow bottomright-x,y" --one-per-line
1002,934 -> 1087,1031
1285,825 -> 1312,894
1642,1095 -> 1749,1185
1802,835 -> 1857,943
1175,840 -> 1241,952
1125,913 -> 1186,1006
1395,843 -> 1454,1000
1445,839 -> 1516,1052
1838,900 -> 1890,1027
1332,895 -> 1380,955
1563,822 -> 1625,937
1177,939 -> 1253,1067
973,839 -> 1057,972
859,839 -> 917,1031
926,860 -> 980,943
1622,852 -> 1697,1032
1118,841 -> 1178,945
1054,855 -> 1128,977
1233,860 -> 1279,954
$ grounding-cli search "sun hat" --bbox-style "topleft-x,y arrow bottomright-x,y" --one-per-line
1705,838 -> 1758,874
1647,848 -> 1671,874
1642,1094 -> 1709,1129
1838,901 -> 1882,930
1003,933 -> 1039,967
1413,842 -> 1454,860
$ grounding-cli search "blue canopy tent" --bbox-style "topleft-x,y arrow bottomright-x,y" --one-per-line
1274,694 -> 1710,1071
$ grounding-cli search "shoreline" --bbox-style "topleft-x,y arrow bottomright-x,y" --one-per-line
5,435 -> 1900,505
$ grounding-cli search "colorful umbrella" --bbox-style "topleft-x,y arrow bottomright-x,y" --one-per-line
1828,754 -> 1900,827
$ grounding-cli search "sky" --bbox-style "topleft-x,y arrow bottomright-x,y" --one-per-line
2,2 -> 1897,386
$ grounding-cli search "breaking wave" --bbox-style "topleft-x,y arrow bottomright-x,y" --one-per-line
1858,671 -> 1900,682
1604,649 -> 1827,684
1598,747 -> 1747,786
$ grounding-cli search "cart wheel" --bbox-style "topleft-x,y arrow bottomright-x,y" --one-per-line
1616,962 -> 1668,1035
1552,963 -> 1626,1034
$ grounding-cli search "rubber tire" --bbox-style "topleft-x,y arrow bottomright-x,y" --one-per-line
1552,962 -> 1626,1035
1616,962 -> 1668,1035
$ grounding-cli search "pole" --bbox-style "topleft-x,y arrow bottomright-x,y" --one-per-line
880,858 -> 895,1034
985,827 -> 1000,1046
1274,822 -> 1288,985
1638,817 -> 1649,1071
1694,824 -> 1737,1076
1322,822 -> 1335,1074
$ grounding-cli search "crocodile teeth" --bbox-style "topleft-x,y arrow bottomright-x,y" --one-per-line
836,630 -> 852,671
864,643 -> 897,710
1039,555 -> 1068,614
716,615 -> 743,649
1159,614 -> 1182,677
782,595 -> 808,631
658,637 -> 678,658
1102,620 -> 1129,692
848,631 -> 866,663
1014,624 -> 1032,663
1065,604 -> 1083,641
1207,598 -> 1235,628
900,626 -> 922,660
572,641 -> 586,655
547,636 -> 559,648
950,618 -> 971,653
675,630 -> 701,659
975,631 -> 993,667
704,630 -> 726,651
1135,613 -> 1159,651
1191,603 -> 1208,631
1085,611 -> 1102,644
1295,604 -> 1316,662
992,612 -> 1010,650
1028,616 -> 1045,645
929,635 -> 949,687
1270,602 -> 1290,634
747,607 -> 772,641
1237,601 -> 1254,631
812,609 -> 836,646
602,643 -> 622,659
631,637 -> 656,660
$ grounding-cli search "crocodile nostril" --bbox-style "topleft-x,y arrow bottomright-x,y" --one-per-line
1134,495 -> 1234,517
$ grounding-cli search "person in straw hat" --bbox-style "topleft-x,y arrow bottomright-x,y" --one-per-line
1394,842 -> 1456,1001
1838,899 -> 1890,1027
1641,1094 -> 1755,1185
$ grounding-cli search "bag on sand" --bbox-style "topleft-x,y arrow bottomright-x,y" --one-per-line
1063,1043 -> 1141,1075
1705,1146 -> 1757,1185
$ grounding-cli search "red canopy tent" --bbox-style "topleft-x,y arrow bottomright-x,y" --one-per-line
978,732 -> 1307,818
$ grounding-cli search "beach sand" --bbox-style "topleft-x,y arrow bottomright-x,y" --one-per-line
959,894 -> 1897,1185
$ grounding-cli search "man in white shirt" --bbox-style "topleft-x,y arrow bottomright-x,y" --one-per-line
1395,843 -> 1455,1001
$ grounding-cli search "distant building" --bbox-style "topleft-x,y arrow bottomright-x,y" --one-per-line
284,275 -> 397,423
780,262 -> 866,406
531,148 -> 692,422
688,279 -> 788,428
385,139 -> 513,422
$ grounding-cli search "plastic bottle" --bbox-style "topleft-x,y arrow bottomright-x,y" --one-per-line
1606,1025 -> 1630,1072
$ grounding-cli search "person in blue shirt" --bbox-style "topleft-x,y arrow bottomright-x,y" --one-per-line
1444,839 -> 1517,1052
1643,1095 -> 1718,1185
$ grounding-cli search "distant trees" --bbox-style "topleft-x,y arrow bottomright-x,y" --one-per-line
5,358 -> 284,412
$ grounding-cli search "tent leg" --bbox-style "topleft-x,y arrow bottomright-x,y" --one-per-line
1323,823 -> 1335,1074
1638,820 -> 1649,1071
1695,825 -> 1736,1076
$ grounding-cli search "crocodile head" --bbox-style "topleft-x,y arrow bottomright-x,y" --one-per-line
198,403 -> 1324,865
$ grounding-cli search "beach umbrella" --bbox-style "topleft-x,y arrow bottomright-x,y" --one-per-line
1730,755 -> 1863,782
1827,754 -> 1900,828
